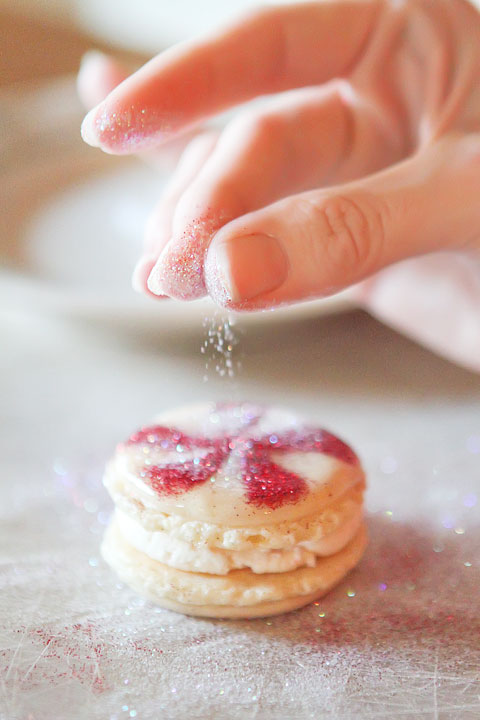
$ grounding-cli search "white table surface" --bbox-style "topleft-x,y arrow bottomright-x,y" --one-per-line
1,302 -> 480,720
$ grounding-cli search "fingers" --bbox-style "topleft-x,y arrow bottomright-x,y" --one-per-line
204,134 -> 480,310
358,253 -> 480,373
77,51 -> 129,109
146,83 -> 403,300
77,50 -> 204,173
132,131 -> 218,294
81,1 -> 382,153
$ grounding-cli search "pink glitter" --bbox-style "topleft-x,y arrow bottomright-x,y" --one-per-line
125,405 -> 358,509
148,211 -> 231,300
241,452 -> 307,509
85,104 -> 175,154
144,445 -> 227,496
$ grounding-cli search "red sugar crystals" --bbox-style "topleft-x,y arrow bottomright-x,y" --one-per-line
124,405 -> 357,509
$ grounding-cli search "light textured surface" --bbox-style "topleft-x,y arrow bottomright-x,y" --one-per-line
1,306 -> 480,719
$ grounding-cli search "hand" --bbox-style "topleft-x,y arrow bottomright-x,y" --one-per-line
80,1 -> 480,371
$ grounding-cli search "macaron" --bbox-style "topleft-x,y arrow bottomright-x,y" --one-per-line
101,402 -> 367,618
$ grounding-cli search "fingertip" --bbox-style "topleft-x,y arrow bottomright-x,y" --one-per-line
147,241 -> 208,300
133,255 -> 170,299
80,107 -> 102,147
132,254 -> 156,292
146,261 -> 167,297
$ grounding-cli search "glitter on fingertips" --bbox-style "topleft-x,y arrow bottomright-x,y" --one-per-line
92,105 -> 172,153
149,211 -> 231,300
151,235 -> 205,299
204,241 -> 233,307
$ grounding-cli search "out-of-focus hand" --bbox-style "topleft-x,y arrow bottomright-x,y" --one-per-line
80,1 -> 480,371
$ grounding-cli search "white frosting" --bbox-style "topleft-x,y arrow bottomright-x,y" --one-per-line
115,505 -> 363,575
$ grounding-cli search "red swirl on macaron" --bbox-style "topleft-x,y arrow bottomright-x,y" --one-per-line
125,408 -> 358,509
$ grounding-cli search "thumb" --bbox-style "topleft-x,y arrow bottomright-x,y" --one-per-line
205,134 -> 480,309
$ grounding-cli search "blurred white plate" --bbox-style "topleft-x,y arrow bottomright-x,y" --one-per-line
0,77 -> 353,331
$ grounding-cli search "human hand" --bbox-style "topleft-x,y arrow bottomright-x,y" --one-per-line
80,1 -> 480,369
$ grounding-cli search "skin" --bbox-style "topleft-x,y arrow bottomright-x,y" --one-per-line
79,0 -> 480,372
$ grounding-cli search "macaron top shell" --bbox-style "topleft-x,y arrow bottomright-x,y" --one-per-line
107,402 -> 364,526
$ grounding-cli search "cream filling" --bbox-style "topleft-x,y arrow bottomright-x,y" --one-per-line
115,506 -> 363,575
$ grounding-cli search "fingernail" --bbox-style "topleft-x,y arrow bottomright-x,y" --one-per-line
80,106 -> 102,146
146,261 -> 165,296
132,254 -> 158,293
206,233 -> 288,304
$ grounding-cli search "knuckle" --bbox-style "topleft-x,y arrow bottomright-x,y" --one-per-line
228,110 -> 284,149
457,132 -> 480,165
309,194 -> 387,273
252,112 -> 283,141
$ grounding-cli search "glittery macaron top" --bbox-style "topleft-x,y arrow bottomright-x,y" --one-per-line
107,402 -> 364,525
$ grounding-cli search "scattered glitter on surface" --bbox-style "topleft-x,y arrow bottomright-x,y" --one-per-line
84,498 -> 98,513
5,337 -> 480,718
463,493 -> 477,508
346,590 -> 356,598
124,404 -> 358,508
466,435 -> 480,454
380,456 -> 398,474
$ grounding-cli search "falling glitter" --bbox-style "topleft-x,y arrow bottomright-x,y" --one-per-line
201,312 -> 241,382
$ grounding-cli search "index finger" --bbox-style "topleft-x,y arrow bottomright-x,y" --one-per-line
81,0 -> 382,154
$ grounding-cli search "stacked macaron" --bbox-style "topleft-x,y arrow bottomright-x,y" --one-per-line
102,402 -> 367,618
